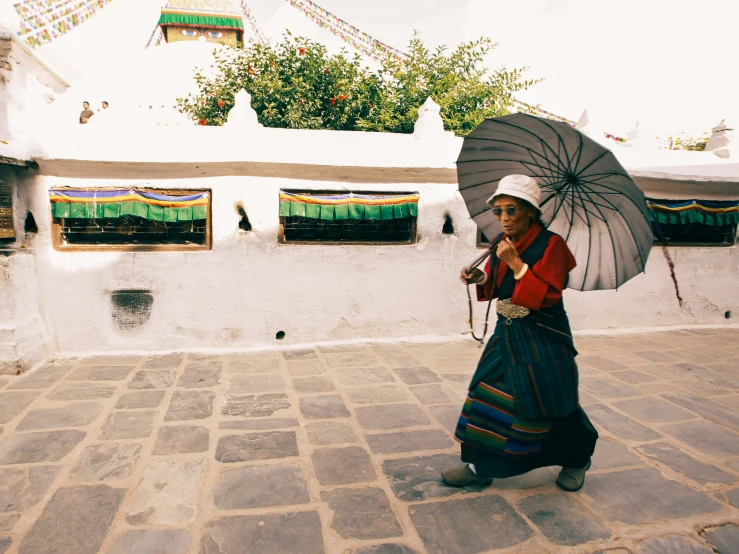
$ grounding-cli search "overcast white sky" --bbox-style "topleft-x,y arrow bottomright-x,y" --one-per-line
35,0 -> 739,136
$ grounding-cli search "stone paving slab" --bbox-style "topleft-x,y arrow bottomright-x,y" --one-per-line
518,493 -> 612,546
409,495 -> 535,553
200,511 -> 325,554
19,485 -> 124,554
0,329 -> 736,553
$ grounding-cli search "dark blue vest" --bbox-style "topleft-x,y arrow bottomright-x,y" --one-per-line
489,228 -> 574,350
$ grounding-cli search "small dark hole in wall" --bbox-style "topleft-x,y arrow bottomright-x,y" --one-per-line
726,311 -> 731,320
442,213 -> 454,235
24,212 -> 38,234
236,203 -> 252,232
276,331 -> 286,340
110,289 -> 154,331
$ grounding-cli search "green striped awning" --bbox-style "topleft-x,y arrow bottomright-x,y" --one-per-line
647,199 -> 739,226
158,12 -> 245,31
279,192 -> 419,221
49,189 -> 209,222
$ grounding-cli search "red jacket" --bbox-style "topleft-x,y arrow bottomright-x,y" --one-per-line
477,222 -> 577,310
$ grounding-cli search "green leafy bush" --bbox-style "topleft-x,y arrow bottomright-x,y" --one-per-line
178,33 -> 539,136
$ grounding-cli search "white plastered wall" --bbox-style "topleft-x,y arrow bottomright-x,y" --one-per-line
12,159 -> 739,358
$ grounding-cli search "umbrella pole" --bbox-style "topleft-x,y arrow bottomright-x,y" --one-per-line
468,246 -> 493,270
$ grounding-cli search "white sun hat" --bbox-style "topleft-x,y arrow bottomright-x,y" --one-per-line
486,174 -> 541,210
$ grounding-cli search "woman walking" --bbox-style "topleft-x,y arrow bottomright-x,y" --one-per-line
442,174 -> 598,491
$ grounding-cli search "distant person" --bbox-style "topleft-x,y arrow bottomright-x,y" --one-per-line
101,101 -> 109,110
79,101 -> 94,124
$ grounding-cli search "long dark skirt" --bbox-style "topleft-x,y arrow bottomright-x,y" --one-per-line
455,371 -> 598,479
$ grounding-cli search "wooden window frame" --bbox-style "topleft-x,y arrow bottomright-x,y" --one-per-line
652,222 -> 737,248
278,189 -> 419,246
51,187 -> 212,253
476,228 -> 493,249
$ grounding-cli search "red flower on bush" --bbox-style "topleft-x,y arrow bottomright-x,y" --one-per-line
248,66 -> 255,74
337,94 -> 346,102
178,108 -> 183,113
198,119 -> 207,125
217,100 -> 225,107
200,100 -> 205,105
329,97 -> 336,105
323,70 -> 328,75
299,47 -> 306,55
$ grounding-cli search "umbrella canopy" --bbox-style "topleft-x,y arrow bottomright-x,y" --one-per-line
457,113 -> 653,291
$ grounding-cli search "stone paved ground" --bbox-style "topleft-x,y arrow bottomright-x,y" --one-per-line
0,328 -> 738,554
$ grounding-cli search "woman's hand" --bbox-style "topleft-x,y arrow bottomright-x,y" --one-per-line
497,238 -> 525,273
460,266 -> 485,285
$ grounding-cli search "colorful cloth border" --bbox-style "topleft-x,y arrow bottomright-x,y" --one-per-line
289,0 -> 404,61
237,0 -> 267,44
49,188 -> 209,221
647,198 -> 739,226
19,0 -> 113,48
279,192 -> 419,220
158,12 -> 244,31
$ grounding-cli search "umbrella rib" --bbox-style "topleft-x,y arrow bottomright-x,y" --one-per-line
458,165 -> 560,189
576,171 -> 631,182
579,183 -> 621,289
565,184 -> 577,241
576,177 -> 649,216
572,193 -> 595,226
570,182 -> 625,217
458,158 -> 566,193
483,118 -> 569,173
533,136 -> 565,183
576,178 -> 652,274
570,149 -> 612,177
457,138 -> 563,175
520,159 -> 560,184
546,185 -> 568,226
572,184 -> 595,291
572,129 -> 586,178
536,117 -> 576,170
579,185 -> 650,276
458,157 -> 562,184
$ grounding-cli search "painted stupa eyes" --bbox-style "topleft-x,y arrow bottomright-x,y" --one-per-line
179,29 -> 224,38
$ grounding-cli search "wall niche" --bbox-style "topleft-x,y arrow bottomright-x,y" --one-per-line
110,289 -> 154,331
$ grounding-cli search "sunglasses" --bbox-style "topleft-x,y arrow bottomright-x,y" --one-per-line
492,206 -> 520,217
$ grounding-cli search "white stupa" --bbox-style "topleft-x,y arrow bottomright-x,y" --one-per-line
705,119 -> 734,158
575,108 -> 617,148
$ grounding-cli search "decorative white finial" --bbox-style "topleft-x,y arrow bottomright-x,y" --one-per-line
622,121 -> 659,149
575,109 -> 590,130
224,89 -> 263,130
705,119 -> 734,158
627,121 -> 640,142
574,108 -> 603,141
413,97 -> 453,140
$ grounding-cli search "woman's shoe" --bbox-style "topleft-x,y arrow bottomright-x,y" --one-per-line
441,465 -> 493,487
556,459 -> 592,492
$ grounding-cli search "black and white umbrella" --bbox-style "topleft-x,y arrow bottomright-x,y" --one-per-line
457,113 -> 653,291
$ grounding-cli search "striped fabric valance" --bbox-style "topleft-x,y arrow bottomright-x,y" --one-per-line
279,192 -> 420,221
646,199 -> 739,226
158,11 -> 245,31
49,189 -> 209,221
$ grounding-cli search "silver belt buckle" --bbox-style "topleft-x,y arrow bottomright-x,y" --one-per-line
496,299 -> 530,325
